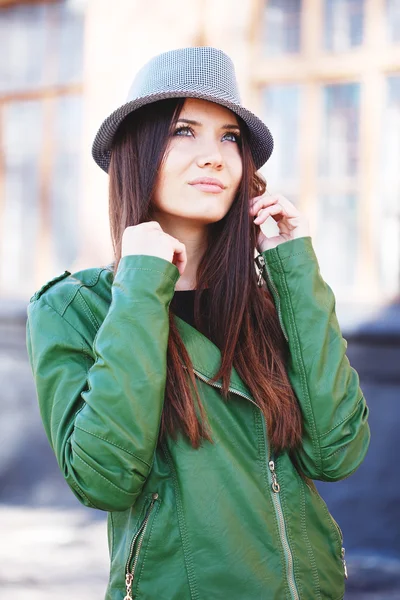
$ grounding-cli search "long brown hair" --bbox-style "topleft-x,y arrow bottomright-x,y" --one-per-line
108,98 -> 302,454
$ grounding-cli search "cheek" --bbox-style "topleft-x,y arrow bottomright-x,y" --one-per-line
158,147 -> 188,186
229,152 -> 243,190
153,152 -> 179,205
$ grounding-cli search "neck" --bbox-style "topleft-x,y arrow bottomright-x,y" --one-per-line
152,212 -> 208,291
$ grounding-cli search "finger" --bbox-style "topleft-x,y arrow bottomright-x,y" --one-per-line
253,204 -> 286,224
249,195 -> 278,214
145,220 -> 163,230
251,193 -> 300,218
171,240 -> 187,276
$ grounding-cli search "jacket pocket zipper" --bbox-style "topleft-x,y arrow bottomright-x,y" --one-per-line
268,458 -> 300,600
305,480 -> 348,579
330,514 -> 348,579
124,492 -> 159,600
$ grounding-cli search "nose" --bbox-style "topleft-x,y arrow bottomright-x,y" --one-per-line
196,141 -> 224,170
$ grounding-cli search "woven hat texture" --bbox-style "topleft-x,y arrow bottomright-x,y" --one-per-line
92,46 -> 274,172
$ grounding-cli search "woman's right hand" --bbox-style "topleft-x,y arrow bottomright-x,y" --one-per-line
121,221 -> 187,276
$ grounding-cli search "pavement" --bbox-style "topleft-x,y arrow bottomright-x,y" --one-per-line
0,505 -> 109,599
1,504 -> 399,600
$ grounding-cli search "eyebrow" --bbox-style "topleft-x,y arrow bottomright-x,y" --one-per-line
177,118 -> 240,131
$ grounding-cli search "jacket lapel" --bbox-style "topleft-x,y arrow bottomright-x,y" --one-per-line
173,315 -> 254,401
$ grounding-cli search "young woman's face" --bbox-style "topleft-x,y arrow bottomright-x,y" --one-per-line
152,98 -> 243,224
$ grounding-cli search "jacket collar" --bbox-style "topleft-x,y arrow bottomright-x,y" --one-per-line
173,315 -> 253,401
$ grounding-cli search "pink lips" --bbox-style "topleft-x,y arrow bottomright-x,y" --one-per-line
188,177 -> 226,193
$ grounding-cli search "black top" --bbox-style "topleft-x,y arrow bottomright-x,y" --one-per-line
170,289 -> 210,330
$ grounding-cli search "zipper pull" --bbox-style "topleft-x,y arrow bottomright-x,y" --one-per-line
124,573 -> 133,600
124,492 -> 159,599
268,460 -> 281,493
255,254 -> 265,287
341,547 -> 348,579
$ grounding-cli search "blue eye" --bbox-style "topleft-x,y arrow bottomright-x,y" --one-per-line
173,125 -> 241,144
174,125 -> 194,137
222,131 -> 241,143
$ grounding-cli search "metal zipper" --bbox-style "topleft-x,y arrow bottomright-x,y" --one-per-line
255,254 -> 301,597
341,547 -> 348,579
305,480 -> 348,579
124,492 -> 159,600
192,368 -> 262,409
268,459 -> 300,600
255,254 -> 289,342
193,367 -> 300,598
331,517 -> 348,579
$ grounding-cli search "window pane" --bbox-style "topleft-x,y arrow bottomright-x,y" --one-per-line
314,194 -> 358,289
0,4 -> 48,93
386,0 -> 400,43
319,83 -> 360,179
379,75 -> 400,294
49,95 -> 83,272
261,84 -> 301,202
262,0 -> 302,56
0,0 -> 85,93
0,101 -> 43,295
54,0 -> 85,85
324,0 -> 365,52
317,83 -> 360,292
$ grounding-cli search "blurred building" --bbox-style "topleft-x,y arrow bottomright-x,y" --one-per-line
1,2 -> 400,598
0,0 -> 399,309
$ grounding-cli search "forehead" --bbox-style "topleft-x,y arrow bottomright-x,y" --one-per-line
179,97 -> 239,126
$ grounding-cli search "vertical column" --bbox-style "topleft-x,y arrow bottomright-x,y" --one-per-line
299,0 -> 324,233
357,0 -> 386,300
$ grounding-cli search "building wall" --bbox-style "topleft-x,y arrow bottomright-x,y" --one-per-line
1,0 -> 399,308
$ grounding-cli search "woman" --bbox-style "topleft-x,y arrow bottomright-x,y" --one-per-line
26,47 -> 370,600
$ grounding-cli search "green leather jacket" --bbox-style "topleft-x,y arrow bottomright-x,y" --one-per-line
26,236 -> 370,600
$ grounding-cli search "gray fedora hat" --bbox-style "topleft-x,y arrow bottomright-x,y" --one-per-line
92,46 -> 274,172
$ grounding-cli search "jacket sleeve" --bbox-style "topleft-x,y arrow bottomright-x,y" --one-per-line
260,236 -> 370,482
26,254 -> 180,512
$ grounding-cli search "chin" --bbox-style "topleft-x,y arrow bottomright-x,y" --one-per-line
185,210 -> 228,224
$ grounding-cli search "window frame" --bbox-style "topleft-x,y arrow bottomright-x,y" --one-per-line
0,0 -> 83,297
251,0 -> 400,303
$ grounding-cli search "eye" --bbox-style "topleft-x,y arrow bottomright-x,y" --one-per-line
222,131 -> 241,144
173,125 -> 194,137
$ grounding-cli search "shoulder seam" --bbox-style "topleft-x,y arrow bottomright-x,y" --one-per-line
76,290 -> 100,331
33,299 -> 93,352
59,267 -> 106,316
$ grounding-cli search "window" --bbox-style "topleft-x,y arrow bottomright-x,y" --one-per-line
0,0 -> 85,298
262,0 -> 302,56
319,83 -> 360,180
324,0 -> 365,52
315,83 -> 360,290
256,0 -> 400,302
386,0 -> 400,44
1,100 -> 43,292
261,84 -> 301,205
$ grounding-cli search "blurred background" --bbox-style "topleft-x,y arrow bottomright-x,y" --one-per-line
0,0 -> 399,598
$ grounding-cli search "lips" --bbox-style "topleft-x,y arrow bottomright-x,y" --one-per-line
188,177 -> 226,193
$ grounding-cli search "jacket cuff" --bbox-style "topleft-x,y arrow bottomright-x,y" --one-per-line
110,254 -> 180,316
260,236 -> 315,273
116,254 -> 181,285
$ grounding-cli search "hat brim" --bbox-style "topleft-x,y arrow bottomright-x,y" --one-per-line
92,89 -> 274,172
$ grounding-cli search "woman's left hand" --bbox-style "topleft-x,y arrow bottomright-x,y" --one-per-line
249,192 -> 311,253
